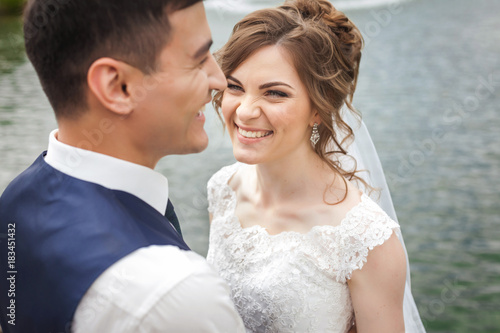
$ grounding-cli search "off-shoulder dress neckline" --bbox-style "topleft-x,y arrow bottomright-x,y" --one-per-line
221,163 -> 370,238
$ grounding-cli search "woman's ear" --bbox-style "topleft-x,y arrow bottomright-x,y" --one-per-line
309,110 -> 322,127
87,58 -> 140,116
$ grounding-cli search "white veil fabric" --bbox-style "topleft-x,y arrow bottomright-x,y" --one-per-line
337,108 -> 426,332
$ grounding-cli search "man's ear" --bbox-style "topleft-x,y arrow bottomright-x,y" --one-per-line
87,58 -> 140,116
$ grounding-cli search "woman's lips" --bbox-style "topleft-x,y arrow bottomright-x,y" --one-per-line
235,124 -> 273,139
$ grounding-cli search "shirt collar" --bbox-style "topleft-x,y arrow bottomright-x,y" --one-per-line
44,129 -> 169,215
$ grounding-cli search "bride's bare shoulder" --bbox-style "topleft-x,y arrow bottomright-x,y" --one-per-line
343,179 -> 363,207
324,178 -> 363,223
324,175 -> 363,207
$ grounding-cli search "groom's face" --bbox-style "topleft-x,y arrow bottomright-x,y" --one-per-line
132,2 -> 226,158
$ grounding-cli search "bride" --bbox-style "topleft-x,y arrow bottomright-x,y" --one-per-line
206,0 -> 425,331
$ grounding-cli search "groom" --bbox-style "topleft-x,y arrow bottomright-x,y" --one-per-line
0,0 -> 245,332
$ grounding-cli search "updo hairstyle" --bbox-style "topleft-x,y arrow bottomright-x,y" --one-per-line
213,0 -> 368,198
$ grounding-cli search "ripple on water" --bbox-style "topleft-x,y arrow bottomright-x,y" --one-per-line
1,0 -> 500,331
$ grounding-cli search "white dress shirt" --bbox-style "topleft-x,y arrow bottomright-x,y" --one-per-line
44,130 -> 245,333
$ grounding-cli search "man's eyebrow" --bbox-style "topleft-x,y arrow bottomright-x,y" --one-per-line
259,81 -> 294,90
193,40 -> 213,59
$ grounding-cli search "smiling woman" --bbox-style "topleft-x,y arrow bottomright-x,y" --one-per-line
213,0 -> 367,189
221,45 -> 316,165
205,1 -> 425,332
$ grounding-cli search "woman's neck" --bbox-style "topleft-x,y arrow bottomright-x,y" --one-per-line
253,147 -> 335,207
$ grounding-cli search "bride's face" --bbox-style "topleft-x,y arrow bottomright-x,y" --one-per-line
221,45 -> 318,165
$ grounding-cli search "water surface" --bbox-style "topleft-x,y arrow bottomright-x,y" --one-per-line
1,0 -> 499,331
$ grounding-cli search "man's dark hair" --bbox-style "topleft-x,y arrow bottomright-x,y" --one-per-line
23,0 -> 202,118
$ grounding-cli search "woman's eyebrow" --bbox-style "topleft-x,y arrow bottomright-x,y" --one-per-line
227,76 -> 243,85
227,77 -> 295,91
259,81 -> 294,90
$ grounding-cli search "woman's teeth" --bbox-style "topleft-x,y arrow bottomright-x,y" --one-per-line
238,127 -> 272,138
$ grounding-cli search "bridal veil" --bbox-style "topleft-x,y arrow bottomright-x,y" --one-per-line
339,109 -> 426,333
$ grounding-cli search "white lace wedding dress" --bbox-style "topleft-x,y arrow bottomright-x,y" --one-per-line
206,162 -> 400,333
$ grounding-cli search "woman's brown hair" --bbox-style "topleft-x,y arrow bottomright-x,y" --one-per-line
213,0 -> 370,201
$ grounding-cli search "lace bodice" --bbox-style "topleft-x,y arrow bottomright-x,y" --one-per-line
206,163 -> 400,333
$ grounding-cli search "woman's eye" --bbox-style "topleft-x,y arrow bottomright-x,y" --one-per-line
267,90 -> 288,98
227,84 -> 243,92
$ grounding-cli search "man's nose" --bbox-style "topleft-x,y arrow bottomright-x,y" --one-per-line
207,53 -> 227,92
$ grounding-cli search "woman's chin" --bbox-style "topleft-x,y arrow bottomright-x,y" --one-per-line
233,150 -> 262,165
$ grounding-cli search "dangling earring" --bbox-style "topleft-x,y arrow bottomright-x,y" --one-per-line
310,123 -> 320,146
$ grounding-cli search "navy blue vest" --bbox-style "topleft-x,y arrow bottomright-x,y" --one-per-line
0,153 -> 190,333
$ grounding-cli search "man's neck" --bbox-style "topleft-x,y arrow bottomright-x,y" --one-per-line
57,114 -> 159,169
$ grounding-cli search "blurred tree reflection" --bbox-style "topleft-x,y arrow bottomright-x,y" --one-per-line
0,0 -> 25,16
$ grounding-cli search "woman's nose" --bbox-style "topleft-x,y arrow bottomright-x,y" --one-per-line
235,96 -> 261,122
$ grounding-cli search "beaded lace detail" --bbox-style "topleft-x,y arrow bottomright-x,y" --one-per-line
207,163 -> 399,333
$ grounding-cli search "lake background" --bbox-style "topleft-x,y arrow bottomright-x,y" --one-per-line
0,0 -> 499,331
